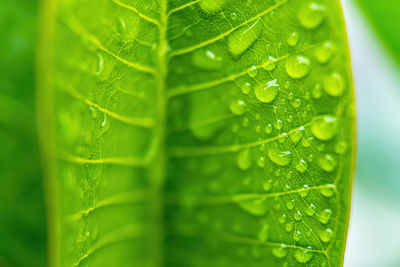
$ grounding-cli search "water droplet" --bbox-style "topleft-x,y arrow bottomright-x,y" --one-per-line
285,222 -> 294,232
258,223 -> 269,242
311,115 -> 338,141
263,56 -> 278,71
285,55 -> 310,79
192,49 -> 223,70
255,79 -> 279,103
302,137 -> 312,147
257,156 -> 266,168
241,82 -> 252,95
335,140 -> 348,155
298,2 -> 326,29
272,244 -> 288,258
299,184 -> 310,197
319,209 -> 332,224
263,179 -> 272,191
278,214 -> 287,224
315,41 -> 336,63
319,228 -> 333,243
228,19 -> 263,56
319,154 -> 337,172
95,53 -> 104,75
294,230 -> 302,241
296,159 -> 308,173
306,203 -> 317,216
287,32 -> 299,46
230,99 -> 247,115
294,248 -> 314,263
287,115 -> 293,123
268,147 -> 291,166
323,72 -> 345,96
290,128 -> 303,144
248,65 -> 258,78
236,198 -> 268,216
237,149 -> 252,170
199,0 -> 227,13
286,200 -> 295,210
312,83 -> 322,99
275,119 -> 283,130
265,124 -> 273,134
294,210 -> 302,221
320,184 -> 335,198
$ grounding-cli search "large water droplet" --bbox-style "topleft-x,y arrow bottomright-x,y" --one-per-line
236,198 -> 268,216
319,154 -> 337,172
323,72 -> 345,96
230,99 -> 247,115
268,147 -> 292,166
315,41 -> 335,63
319,228 -> 333,243
228,19 -> 263,56
272,244 -> 288,258
319,208 -> 332,224
255,79 -> 279,103
311,115 -> 338,141
298,2 -> 326,29
287,32 -> 299,47
237,149 -> 252,170
294,248 -> 314,263
285,55 -> 310,79
320,184 -> 335,197
199,0 -> 227,13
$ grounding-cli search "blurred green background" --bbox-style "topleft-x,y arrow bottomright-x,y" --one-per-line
0,0 -> 399,266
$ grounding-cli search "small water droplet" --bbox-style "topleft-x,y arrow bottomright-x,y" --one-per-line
315,41 -> 336,63
323,72 -> 345,96
255,79 -> 279,103
278,214 -> 287,224
299,185 -> 310,197
258,223 -> 269,242
294,248 -> 314,263
285,55 -> 310,79
296,159 -> 308,173
237,149 -> 252,170
286,200 -> 295,210
294,210 -> 303,221
241,82 -> 252,95
319,209 -> 332,224
248,65 -> 258,78
319,154 -> 337,172
320,184 -> 335,197
265,124 -> 273,134
319,228 -> 333,243
263,179 -> 273,191
275,119 -> 283,130
298,2 -> 326,29
285,222 -> 294,232
257,156 -> 266,168
272,244 -> 288,258
312,83 -> 322,99
236,198 -> 268,216
263,56 -> 278,71
268,147 -> 291,166
230,99 -> 247,115
228,19 -> 263,56
306,203 -> 317,216
311,115 -> 338,141
287,32 -> 299,47
95,53 -> 104,75
294,230 -> 302,241
335,140 -> 348,155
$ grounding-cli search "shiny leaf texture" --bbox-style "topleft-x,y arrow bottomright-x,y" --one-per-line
38,0 -> 355,266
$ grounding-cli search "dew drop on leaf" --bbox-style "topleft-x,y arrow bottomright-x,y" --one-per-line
296,159 -> 308,173
235,198 -> 268,216
320,184 -> 335,197
293,230 -> 302,241
285,55 -> 310,79
199,0 -> 227,13
272,244 -> 288,258
228,19 -> 263,56
319,228 -> 333,243
323,72 -> 345,96
241,82 -> 252,95
268,147 -> 291,166
237,149 -> 252,170
335,140 -> 348,155
294,248 -> 314,263
286,32 -> 299,47
255,79 -> 279,103
311,115 -> 338,141
319,154 -> 337,172
263,56 -> 278,71
319,208 -> 332,224
315,41 -> 336,63
229,99 -> 246,115
298,1 -> 326,29
285,222 -> 294,232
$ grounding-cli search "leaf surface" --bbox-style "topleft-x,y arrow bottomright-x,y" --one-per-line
38,0 -> 355,266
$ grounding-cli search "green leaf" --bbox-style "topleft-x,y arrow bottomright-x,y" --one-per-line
354,0 -> 400,66
0,0 -> 47,266
37,0 -> 355,266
